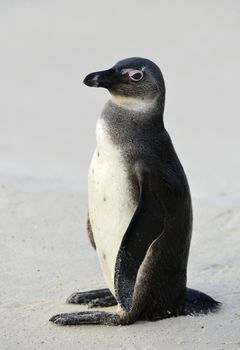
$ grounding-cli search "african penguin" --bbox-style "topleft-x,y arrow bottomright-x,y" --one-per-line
50,57 -> 220,326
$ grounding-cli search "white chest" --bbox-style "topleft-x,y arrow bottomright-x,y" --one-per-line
88,118 -> 136,296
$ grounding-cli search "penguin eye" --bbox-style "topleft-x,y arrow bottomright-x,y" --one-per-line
121,69 -> 144,82
129,71 -> 143,82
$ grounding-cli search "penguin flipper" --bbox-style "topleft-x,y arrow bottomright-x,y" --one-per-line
87,213 -> 96,249
114,165 -> 164,312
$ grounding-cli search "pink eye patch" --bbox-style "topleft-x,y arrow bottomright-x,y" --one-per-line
121,68 -> 143,81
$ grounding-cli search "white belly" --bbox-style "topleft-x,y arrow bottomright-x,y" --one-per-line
88,118 -> 136,296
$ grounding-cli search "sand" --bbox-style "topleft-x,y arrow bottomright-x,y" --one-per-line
0,1 -> 240,349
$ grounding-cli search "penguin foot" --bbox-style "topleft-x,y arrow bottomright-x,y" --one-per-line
66,288 -> 117,308
87,295 -> 118,308
49,311 -> 121,326
185,288 -> 221,315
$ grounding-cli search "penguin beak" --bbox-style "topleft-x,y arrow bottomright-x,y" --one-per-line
83,69 -> 123,88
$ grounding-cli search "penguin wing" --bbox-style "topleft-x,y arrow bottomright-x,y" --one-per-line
114,164 -> 164,312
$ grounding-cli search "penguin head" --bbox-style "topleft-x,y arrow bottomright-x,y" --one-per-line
83,57 -> 165,110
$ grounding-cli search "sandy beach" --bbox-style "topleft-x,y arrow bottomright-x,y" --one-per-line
0,1 -> 240,349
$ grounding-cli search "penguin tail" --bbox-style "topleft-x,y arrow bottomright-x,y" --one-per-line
184,288 -> 221,315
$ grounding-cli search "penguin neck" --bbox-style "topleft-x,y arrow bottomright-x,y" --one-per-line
110,93 -> 160,113
102,97 -> 165,131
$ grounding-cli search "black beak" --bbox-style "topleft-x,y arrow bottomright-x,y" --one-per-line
83,68 -> 123,88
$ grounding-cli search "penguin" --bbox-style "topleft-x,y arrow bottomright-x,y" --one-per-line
50,57 -> 220,326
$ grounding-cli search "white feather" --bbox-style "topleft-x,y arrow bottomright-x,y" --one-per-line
88,118 -> 136,296
110,94 -> 157,111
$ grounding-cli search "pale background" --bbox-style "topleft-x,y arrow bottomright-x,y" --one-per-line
0,1 -> 240,349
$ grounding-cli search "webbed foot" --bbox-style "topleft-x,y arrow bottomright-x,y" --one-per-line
66,288 -> 117,308
49,310 -> 121,326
